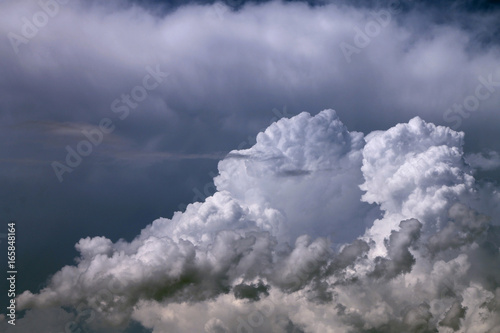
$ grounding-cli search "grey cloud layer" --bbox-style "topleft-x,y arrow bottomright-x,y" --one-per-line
2,0 -> 500,169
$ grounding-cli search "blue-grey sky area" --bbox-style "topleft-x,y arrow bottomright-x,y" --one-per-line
1,0 -> 500,332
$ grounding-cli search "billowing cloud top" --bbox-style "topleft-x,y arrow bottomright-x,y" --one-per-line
5,109 -> 499,333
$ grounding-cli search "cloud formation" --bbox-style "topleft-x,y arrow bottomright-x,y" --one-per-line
5,109 -> 499,333
1,0 -> 499,273
1,0 -> 500,332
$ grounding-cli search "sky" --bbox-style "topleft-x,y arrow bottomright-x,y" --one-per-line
0,0 -> 500,332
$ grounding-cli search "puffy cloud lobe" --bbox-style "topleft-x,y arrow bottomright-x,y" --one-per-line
0,307 -> 75,333
76,236 -> 114,259
361,116 -> 468,214
370,218 -> 422,280
272,235 -> 332,293
439,300 -> 467,331
215,109 -> 373,242
427,203 -> 489,255
360,117 -> 476,255
204,318 -> 229,333
12,110 -> 500,332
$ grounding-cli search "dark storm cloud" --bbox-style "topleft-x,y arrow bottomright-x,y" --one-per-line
233,281 -> 270,300
439,300 -> 467,331
370,219 -> 422,280
427,204 -> 490,255
2,0 -> 500,187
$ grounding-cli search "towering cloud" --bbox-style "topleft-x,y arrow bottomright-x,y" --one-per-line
5,109 -> 499,333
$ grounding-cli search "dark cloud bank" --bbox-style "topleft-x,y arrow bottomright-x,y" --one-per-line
1,0 -> 500,332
